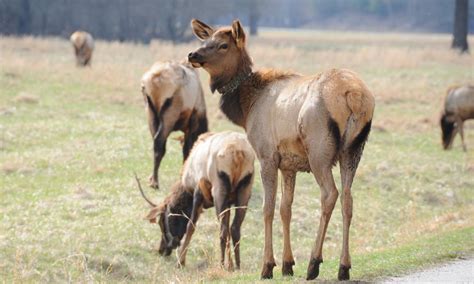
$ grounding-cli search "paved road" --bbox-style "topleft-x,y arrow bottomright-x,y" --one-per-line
385,258 -> 473,283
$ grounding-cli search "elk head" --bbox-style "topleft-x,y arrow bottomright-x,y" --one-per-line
137,176 -> 193,256
440,113 -> 457,150
188,19 -> 252,93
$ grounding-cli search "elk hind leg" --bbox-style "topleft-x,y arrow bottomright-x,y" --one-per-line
338,119 -> 371,280
231,182 -> 251,269
304,118 -> 340,280
216,198 -> 232,270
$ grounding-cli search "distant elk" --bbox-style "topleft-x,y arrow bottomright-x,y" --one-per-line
141,61 -> 208,189
70,31 -> 94,67
440,85 -> 474,151
137,131 -> 255,269
188,19 -> 374,280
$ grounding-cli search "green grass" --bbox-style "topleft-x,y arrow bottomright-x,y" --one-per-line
222,227 -> 474,282
0,30 -> 473,282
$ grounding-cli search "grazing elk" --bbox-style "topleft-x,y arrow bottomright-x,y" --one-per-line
70,31 -> 94,67
141,61 -> 208,189
188,19 -> 375,280
440,85 -> 474,151
137,131 -> 255,269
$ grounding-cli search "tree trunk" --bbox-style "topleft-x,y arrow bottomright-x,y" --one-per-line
18,0 -> 31,34
249,9 -> 258,35
452,0 -> 469,53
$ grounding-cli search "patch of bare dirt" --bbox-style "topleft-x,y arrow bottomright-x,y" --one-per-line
13,92 -> 39,104
0,106 -> 17,116
1,162 -> 34,175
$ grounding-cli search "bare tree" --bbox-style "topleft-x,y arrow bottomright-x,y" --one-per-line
248,0 -> 259,35
452,0 -> 469,53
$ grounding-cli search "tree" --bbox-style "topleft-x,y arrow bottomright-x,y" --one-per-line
17,0 -> 30,33
452,0 -> 469,53
246,0 -> 260,35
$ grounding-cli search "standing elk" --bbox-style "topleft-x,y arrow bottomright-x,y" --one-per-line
440,85 -> 474,151
137,131 -> 255,269
70,31 -> 94,67
188,19 -> 375,280
141,61 -> 208,189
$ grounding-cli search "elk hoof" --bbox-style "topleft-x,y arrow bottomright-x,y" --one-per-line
148,175 -> 159,189
224,261 -> 234,272
164,247 -> 172,256
338,264 -> 351,281
306,258 -> 323,280
282,260 -> 295,276
261,262 -> 276,279
158,246 -> 166,256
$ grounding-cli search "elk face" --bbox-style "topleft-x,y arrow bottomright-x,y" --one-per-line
188,19 -> 247,80
145,205 -> 172,255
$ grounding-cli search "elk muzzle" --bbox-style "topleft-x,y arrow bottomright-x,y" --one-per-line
188,51 -> 204,67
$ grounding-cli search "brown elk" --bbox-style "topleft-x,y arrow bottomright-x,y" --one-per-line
137,131 -> 255,269
440,85 -> 474,151
70,31 -> 94,67
188,19 -> 375,280
141,61 -> 208,189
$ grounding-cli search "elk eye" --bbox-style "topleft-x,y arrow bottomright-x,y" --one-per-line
219,44 -> 228,50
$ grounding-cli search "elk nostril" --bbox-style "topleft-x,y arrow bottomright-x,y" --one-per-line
188,52 -> 196,59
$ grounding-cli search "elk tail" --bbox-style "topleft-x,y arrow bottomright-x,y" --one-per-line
342,90 -> 374,150
146,95 -> 159,122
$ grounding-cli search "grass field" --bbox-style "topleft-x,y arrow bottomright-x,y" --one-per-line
1,29 -> 473,282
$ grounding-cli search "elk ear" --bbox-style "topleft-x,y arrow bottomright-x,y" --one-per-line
145,205 -> 165,223
191,19 -> 214,41
231,20 -> 246,49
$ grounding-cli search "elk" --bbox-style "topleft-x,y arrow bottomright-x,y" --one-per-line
70,31 -> 94,67
137,131 -> 255,269
188,19 -> 375,280
141,61 -> 208,189
440,85 -> 474,151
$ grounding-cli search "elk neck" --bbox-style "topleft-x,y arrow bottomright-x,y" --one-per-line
211,49 -> 255,128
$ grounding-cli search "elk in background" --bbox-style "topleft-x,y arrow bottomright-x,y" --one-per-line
189,19 -> 374,280
70,31 -> 94,67
441,85 -> 474,151
141,61 -> 208,189
137,131 -> 255,269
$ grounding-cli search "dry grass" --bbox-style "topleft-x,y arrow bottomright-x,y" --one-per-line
0,29 -> 473,282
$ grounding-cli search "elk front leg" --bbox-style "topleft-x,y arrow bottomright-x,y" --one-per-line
457,118 -> 467,151
182,111 -> 208,160
260,160 -> 278,279
178,190 -> 203,267
280,170 -> 296,276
